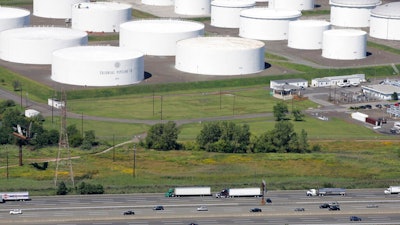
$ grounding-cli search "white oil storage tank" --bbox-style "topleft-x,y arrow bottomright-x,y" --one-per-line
288,20 -> 331,50
33,0 -> 89,19
0,7 -> 30,32
175,37 -> 265,75
142,0 -> 173,6
239,8 -> 301,40
330,0 -> 381,28
322,29 -> 367,60
370,2 -> 400,40
268,0 -> 315,11
0,27 -> 88,65
175,0 -> 211,16
72,2 -> 132,32
211,0 -> 256,28
51,46 -> 144,86
120,19 -> 204,56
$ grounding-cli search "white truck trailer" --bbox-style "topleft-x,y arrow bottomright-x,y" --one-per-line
0,192 -> 31,201
165,187 -> 211,197
215,188 -> 262,198
384,186 -> 400,194
306,188 -> 346,196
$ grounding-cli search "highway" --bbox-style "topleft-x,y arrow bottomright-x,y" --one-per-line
1,189 -> 400,225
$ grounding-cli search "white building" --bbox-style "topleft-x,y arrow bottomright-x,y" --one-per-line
0,7 -> 30,32
369,2 -> 400,40
270,78 -> 308,89
48,98 -> 65,109
311,74 -> 366,87
330,0 -> 381,28
25,109 -> 40,118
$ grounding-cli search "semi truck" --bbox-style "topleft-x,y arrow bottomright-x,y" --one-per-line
215,188 -> 262,198
0,192 -> 31,201
165,187 -> 211,197
306,188 -> 346,196
384,186 -> 400,194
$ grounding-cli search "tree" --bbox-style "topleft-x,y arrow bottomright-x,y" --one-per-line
298,129 -> 309,153
292,108 -> 305,121
197,123 -> 221,151
56,181 -> 68,195
67,124 -> 82,147
271,120 -> 295,153
273,102 -> 289,121
81,130 -> 96,150
145,121 -> 179,150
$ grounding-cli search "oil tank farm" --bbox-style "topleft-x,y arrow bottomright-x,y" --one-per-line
268,0 -> 315,11
142,0 -> 174,6
33,0 -> 89,19
322,29 -> 367,60
0,7 -> 30,32
175,37 -> 265,75
239,8 -> 301,40
174,0 -> 211,16
211,0 -> 256,28
288,20 -> 331,50
120,19 -> 204,56
330,0 -> 381,28
51,46 -> 144,86
0,27 -> 88,65
369,2 -> 400,40
71,2 -> 132,33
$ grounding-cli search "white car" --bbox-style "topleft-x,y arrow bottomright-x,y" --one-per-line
9,209 -> 22,215
197,206 -> 208,211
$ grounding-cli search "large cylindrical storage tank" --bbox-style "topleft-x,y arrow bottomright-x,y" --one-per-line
211,0 -> 256,28
269,0 -> 315,11
120,19 -> 204,56
0,7 -> 30,32
175,37 -> 265,75
330,0 -> 381,28
288,20 -> 331,50
322,29 -> 367,60
370,2 -> 400,40
52,46 -> 144,86
71,2 -> 132,32
0,27 -> 88,65
239,8 -> 301,40
175,0 -> 211,16
142,0 -> 173,6
33,0 -> 89,19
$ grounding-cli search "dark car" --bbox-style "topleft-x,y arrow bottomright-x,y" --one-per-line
329,205 -> 340,211
319,203 -> 330,209
350,216 -> 362,221
188,223 -> 198,225
153,206 -> 164,210
250,208 -> 262,212
266,198 -> 272,203
123,210 -> 135,215
294,208 -> 305,211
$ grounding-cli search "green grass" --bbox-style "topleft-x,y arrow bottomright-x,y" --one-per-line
0,0 -> 31,5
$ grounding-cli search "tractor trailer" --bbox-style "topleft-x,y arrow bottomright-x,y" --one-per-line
384,186 -> 400,194
215,188 -> 262,198
0,192 -> 31,202
306,188 -> 346,196
165,187 -> 211,197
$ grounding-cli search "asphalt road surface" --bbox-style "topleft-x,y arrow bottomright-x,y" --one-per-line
1,189 -> 400,225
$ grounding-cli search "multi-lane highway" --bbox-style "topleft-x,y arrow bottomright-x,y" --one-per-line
1,189 -> 400,225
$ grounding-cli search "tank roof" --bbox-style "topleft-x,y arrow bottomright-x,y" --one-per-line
290,20 -> 331,27
0,27 -> 87,40
177,37 -> 264,50
120,19 -> 204,33
324,29 -> 367,37
371,2 -> 400,18
211,0 -> 256,7
0,6 -> 30,18
53,46 -> 143,61
330,0 -> 381,7
73,1 -> 132,10
240,7 -> 302,19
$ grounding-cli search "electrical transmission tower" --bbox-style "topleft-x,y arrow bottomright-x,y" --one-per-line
54,90 -> 75,188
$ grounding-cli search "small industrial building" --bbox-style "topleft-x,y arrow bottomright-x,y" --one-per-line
311,74 -> 366,87
270,78 -> 308,100
48,98 -> 65,109
25,109 -> 40,118
362,80 -> 400,100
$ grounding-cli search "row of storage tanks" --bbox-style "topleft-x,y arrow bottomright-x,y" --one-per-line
0,0 -> 399,87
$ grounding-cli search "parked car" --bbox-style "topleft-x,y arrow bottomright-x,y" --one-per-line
329,205 -> 341,211
294,208 -> 305,211
250,208 -> 262,212
123,210 -> 135,215
153,206 -> 164,210
350,216 -> 362,221
197,206 -> 208,211
9,209 -> 22,215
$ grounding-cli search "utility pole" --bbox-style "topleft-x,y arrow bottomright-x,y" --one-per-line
133,144 -> 136,178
